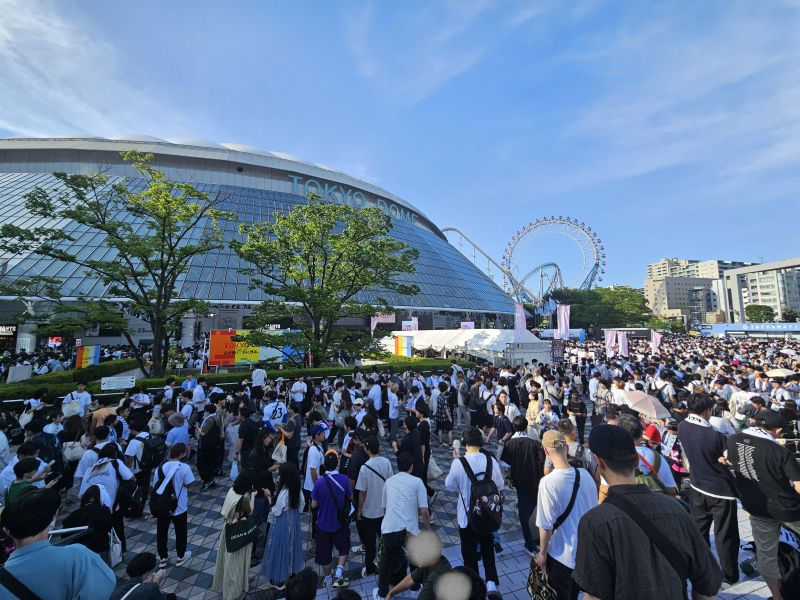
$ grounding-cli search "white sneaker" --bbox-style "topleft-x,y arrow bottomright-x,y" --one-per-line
175,550 -> 192,566
372,587 -> 381,600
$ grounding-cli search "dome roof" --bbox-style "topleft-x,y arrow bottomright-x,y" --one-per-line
107,134 -> 166,143
165,137 -> 224,149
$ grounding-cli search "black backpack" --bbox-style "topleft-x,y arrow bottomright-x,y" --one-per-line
136,434 -> 167,471
32,431 -> 61,471
110,460 -> 144,518
459,455 -> 503,534
150,465 -> 179,518
567,445 -> 591,471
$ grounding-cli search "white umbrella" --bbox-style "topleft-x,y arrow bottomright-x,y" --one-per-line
622,390 -> 671,419
780,348 -> 797,356
766,368 -> 795,378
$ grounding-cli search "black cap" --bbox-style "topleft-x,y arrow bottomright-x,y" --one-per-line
753,410 -> 787,430
588,425 -> 638,461
351,429 -> 365,440
364,436 -> 380,454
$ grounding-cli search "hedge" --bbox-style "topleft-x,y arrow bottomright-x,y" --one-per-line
0,358 -> 139,402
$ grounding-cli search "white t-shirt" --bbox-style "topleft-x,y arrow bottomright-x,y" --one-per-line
0,432 -> 10,471
535,467 -> 598,568
75,440 -> 118,479
0,456 -> 47,500
356,456 -> 393,519
444,451 -> 505,529
388,391 -> 400,419
290,381 -> 307,404
63,390 -> 92,417
192,385 -> 207,409
152,461 -> 195,515
124,432 -> 149,474
381,471 -> 428,535
304,444 -> 324,492
252,368 -> 266,387
79,458 -> 134,508
263,400 -> 288,429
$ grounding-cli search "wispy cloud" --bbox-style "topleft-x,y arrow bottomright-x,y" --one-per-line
344,0 -> 495,105
546,6 -> 800,194
0,0 -> 192,138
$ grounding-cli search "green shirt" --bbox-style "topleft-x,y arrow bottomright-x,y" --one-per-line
4,480 -> 32,505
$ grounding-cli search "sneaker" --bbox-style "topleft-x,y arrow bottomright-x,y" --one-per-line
351,543 -> 365,554
175,550 -> 192,566
200,482 -> 211,491
487,591 -> 503,600
372,587 -> 381,600
206,481 -> 217,490
333,576 -> 349,588
158,557 -> 169,569
323,576 -> 333,588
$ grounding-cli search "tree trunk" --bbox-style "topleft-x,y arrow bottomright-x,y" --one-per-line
150,320 -> 166,378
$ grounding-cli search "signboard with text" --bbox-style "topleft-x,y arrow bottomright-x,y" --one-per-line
208,329 -> 262,367
101,375 -> 136,391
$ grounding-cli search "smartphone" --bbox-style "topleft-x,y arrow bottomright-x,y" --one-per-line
46,459 -> 56,468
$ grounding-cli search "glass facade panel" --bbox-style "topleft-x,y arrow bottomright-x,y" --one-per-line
0,173 -> 515,313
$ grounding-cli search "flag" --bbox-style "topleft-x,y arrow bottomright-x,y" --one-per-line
514,304 -> 527,342
75,345 -> 100,369
604,330 -> 616,358
370,312 -> 396,334
556,304 -> 570,341
650,331 -> 663,355
617,331 -> 629,358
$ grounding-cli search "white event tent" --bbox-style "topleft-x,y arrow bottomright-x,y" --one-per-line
381,328 -> 552,365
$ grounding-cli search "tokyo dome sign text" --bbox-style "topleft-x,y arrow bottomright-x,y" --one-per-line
288,174 -> 419,224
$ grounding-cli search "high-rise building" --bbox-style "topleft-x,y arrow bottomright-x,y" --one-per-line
647,258 -> 757,280
723,258 -> 800,322
644,277 -> 719,322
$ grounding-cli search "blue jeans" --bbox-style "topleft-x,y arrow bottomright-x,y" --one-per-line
517,491 -> 537,549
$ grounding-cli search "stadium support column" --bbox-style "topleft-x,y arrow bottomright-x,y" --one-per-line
15,323 -> 36,352
180,314 -> 197,348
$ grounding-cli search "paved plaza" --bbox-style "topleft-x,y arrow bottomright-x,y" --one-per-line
108,422 -> 775,600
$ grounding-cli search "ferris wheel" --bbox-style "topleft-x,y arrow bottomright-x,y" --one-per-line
503,216 -> 606,292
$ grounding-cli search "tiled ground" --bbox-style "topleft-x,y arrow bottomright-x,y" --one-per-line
87,415 -> 774,599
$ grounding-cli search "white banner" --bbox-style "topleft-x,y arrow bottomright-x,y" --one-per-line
650,331 -> 663,355
370,312 -> 396,334
556,304 -> 570,341
617,331 -> 629,358
101,375 -> 136,391
604,330 -> 616,358
460,321 -> 475,329
514,304 -> 527,342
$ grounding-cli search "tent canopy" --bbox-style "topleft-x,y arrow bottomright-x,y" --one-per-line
381,328 -> 550,363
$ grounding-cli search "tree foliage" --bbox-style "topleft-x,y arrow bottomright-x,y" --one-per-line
782,308 -> 799,323
0,151 -> 233,376
545,287 -> 652,329
745,304 -> 776,323
233,196 -> 419,367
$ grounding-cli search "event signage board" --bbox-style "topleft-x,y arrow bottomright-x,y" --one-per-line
208,329 -> 262,366
550,339 -> 565,364
75,345 -> 100,369
460,321 -> 475,329
101,376 -> 136,391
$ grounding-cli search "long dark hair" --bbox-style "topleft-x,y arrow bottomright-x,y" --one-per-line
277,461 -> 301,510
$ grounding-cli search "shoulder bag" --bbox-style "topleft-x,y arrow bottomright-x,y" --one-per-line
224,496 -> 258,553
603,489 -> 690,583
527,468 -> 580,600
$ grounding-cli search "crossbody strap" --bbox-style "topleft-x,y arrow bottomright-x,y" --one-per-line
638,451 -> 668,493
552,468 -> 580,531
362,463 -> 387,482
322,475 -> 346,512
120,582 -> 143,600
604,491 -> 690,581
0,566 -> 41,600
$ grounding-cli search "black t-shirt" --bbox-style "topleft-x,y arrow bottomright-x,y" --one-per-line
284,414 -> 301,449
418,420 -> 431,461
109,580 -> 164,600
727,431 -> 800,521
567,399 -> 587,417
677,419 -> 736,499
411,556 -> 452,600
500,435 -> 545,497
238,417 -> 260,458
398,429 -> 425,477
573,485 -> 722,600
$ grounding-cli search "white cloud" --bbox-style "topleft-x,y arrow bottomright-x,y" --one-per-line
0,0 -> 192,138
344,1 -> 493,105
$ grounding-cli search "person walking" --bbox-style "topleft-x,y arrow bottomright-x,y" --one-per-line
124,413 -> 158,508
677,393 -> 740,585
196,404 -> 222,490
565,390 -> 588,445
311,451 -> 352,589
533,430 -> 598,600
152,443 -> 195,568
261,462 -> 305,591
373,451 -> 430,600
355,435 -> 393,577
572,425 -> 723,600
212,471 -> 255,599
444,426 -> 504,600
499,416 -> 545,554
727,410 -> 800,600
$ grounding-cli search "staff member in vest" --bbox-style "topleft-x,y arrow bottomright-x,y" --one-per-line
727,410 -> 800,600
677,394 -> 739,585
444,426 -> 504,600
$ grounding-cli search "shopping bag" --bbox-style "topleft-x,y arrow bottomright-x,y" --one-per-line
527,558 -> 557,599
428,454 -> 443,480
109,528 -> 123,567
230,460 -> 239,482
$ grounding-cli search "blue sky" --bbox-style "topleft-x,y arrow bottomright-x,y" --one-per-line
1,0 -> 799,286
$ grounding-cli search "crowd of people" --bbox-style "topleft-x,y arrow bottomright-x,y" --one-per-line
0,334 -> 798,599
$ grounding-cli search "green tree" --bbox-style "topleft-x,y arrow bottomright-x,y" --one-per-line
745,304 -> 775,323
0,151 -> 233,376
545,287 -> 652,329
233,196 -> 419,367
781,307 -> 799,322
